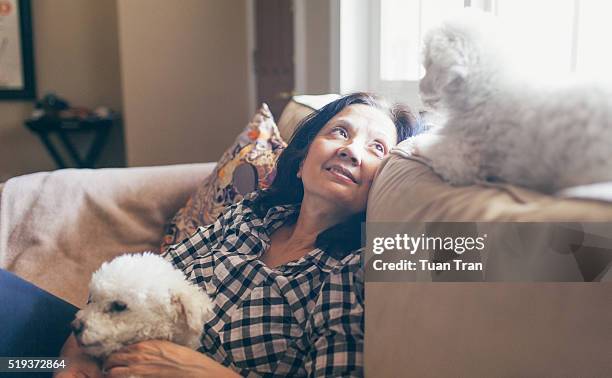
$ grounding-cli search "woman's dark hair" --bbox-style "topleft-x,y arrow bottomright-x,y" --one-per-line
253,92 -> 424,259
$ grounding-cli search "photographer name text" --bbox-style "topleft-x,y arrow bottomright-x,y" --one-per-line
372,259 -> 482,271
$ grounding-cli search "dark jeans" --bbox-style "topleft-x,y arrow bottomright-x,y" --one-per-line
0,269 -> 78,376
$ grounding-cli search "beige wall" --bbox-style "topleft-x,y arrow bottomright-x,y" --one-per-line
34,0 -> 123,111
117,0 -> 250,167
1,0 -> 251,179
0,0 -> 124,181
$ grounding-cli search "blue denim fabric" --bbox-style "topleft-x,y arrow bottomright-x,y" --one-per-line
0,269 -> 77,359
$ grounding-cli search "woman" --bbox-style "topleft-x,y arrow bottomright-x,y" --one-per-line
57,92 -> 422,377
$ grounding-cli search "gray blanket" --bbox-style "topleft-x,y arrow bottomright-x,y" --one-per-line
0,163 -> 214,307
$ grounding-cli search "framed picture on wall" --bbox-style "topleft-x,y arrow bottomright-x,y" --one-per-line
0,0 -> 35,100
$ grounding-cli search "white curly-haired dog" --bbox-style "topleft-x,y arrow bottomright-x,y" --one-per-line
413,8 -> 612,193
71,253 -> 213,359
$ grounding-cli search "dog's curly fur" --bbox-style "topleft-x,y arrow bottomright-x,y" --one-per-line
413,8 -> 612,193
72,253 -> 213,359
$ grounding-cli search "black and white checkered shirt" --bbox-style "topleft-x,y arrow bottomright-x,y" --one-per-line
162,192 -> 363,377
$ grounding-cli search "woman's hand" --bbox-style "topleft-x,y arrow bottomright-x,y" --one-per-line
103,340 -> 240,378
54,334 -> 103,378
54,354 -> 103,378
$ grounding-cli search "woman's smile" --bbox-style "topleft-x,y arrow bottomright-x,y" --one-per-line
324,164 -> 358,184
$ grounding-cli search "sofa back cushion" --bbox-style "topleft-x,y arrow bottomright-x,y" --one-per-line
368,149 -> 612,222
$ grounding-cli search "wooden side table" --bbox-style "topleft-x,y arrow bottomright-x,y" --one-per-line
25,116 -> 117,169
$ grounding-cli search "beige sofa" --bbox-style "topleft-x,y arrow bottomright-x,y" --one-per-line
365,143 -> 612,377
1,97 -> 611,376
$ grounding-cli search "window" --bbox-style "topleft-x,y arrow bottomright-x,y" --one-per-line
335,0 -> 612,107
569,1 -> 612,77
372,0 -> 465,106
379,0 -> 465,81
492,0 -> 612,78
492,0 -> 575,76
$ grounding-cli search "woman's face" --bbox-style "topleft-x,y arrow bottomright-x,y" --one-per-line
298,104 -> 398,216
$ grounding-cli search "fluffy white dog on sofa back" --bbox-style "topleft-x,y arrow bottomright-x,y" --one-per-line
412,8 -> 612,194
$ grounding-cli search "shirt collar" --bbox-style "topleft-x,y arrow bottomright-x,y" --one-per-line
262,202 -> 299,232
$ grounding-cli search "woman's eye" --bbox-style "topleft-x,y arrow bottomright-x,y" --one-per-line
332,127 -> 348,138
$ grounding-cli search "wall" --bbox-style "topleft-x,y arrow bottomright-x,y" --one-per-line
304,0 -> 332,94
1,0 -> 251,179
0,0 -> 124,181
294,0 -> 333,95
117,0 -> 250,167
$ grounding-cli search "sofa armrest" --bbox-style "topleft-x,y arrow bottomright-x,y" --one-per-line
0,163 -> 215,306
365,153 -> 612,376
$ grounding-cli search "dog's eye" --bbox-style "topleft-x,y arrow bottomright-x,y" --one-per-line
109,301 -> 128,313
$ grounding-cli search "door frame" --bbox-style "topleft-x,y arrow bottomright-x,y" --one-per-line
247,0 -> 306,112
245,0 -> 257,116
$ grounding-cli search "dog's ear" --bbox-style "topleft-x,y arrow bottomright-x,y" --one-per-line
171,286 -> 213,334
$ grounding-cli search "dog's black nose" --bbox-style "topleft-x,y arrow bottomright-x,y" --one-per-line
71,319 -> 84,335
